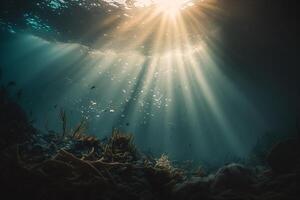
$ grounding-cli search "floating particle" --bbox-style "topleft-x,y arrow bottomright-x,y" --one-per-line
90,100 -> 97,105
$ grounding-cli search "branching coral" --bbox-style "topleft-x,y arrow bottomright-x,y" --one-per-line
155,154 -> 173,171
154,154 -> 185,183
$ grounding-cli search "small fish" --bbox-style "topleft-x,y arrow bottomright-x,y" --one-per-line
126,122 -> 130,126
54,104 -> 58,109
90,86 -> 96,90
7,81 -> 16,87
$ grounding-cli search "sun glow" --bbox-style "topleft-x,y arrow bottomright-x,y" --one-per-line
1,0 -> 261,163
154,0 -> 187,17
136,0 -> 192,17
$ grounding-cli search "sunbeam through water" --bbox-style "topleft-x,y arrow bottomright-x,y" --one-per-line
1,0 -> 299,167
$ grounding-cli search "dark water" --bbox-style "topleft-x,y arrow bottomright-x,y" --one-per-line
1,0 -> 299,167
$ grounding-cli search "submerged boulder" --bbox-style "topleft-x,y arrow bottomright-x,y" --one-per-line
0,87 -> 34,150
172,176 -> 213,200
211,163 -> 256,191
267,138 -> 300,173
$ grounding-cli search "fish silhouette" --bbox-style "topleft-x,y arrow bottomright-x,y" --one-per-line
7,81 -> 16,87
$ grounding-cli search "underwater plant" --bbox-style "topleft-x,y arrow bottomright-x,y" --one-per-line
101,129 -> 137,163
57,109 -> 100,148
72,119 -> 88,138
59,108 -> 67,138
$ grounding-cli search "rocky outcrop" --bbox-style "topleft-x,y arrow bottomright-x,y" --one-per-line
0,87 -> 34,150
267,138 -> 300,173
211,163 -> 256,190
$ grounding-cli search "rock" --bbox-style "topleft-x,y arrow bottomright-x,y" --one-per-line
211,163 -> 256,191
267,138 -> 300,173
172,176 -> 212,200
31,144 -> 45,154
0,87 -> 34,150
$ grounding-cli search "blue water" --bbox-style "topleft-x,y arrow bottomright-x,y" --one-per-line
1,0 -> 299,167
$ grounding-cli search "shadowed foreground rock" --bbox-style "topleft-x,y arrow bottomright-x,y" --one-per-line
0,87 -> 34,150
267,138 -> 300,173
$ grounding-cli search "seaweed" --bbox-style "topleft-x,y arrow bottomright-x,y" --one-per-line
72,119 -> 88,138
101,129 -> 137,163
59,108 -> 67,138
58,110 -> 100,149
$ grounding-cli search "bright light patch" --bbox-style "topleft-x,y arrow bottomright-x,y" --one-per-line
136,0 -> 193,17
3,0 -> 262,162
154,0 -> 186,17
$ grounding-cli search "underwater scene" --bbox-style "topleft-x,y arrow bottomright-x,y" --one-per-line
0,0 -> 300,199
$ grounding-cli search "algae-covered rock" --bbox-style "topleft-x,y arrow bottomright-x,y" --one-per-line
212,163 -> 256,190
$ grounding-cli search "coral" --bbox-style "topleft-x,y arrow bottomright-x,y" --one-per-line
154,154 -> 185,184
155,154 -> 173,171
